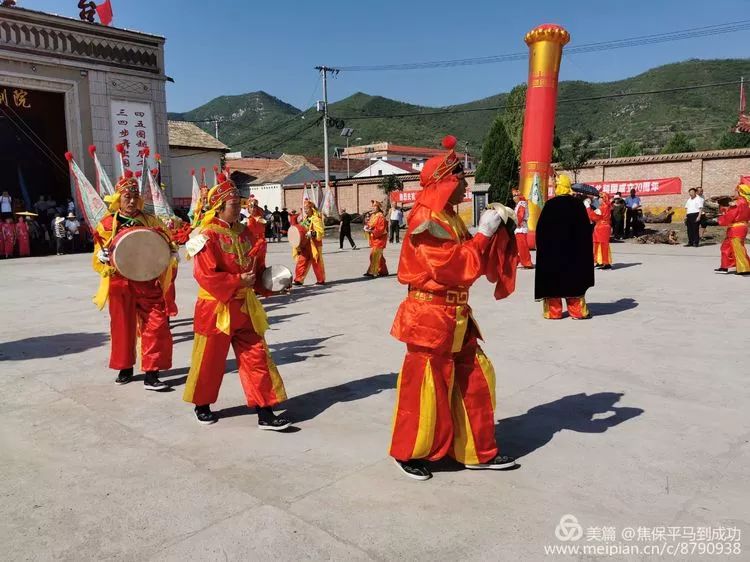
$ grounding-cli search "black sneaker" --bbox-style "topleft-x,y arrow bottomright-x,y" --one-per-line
143,371 -> 169,392
737,271 -> 750,276
363,272 -> 374,277
194,405 -> 217,425
115,368 -> 133,385
292,281 -> 303,286
393,459 -> 432,481
256,406 -> 292,431
465,454 -> 517,470
595,263 -> 603,269
714,267 -> 729,273
601,264 -> 612,270
315,281 -> 325,286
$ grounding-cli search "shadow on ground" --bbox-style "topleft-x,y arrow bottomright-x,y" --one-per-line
496,392 -> 644,459
0,332 -> 109,361
588,298 -> 639,316
611,262 -> 642,270
217,372 -> 397,422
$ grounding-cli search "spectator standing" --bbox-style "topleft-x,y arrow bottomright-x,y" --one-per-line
684,188 -> 703,247
338,208 -> 358,250
2,217 -> 16,257
27,216 -> 43,255
389,204 -> 404,243
53,214 -> 66,255
624,189 -> 641,238
66,198 -> 76,215
696,187 -> 713,240
65,212 -> 80,253
611,192 -> 626,240
280,207 -> 290,234
263,205 -> 272,240
33,195 -> 47,216
271,207 -> 282,242
0,191 -> 12,219
15,216 -> 30,257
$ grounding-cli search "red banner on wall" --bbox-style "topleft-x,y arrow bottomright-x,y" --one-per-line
391,189 -> 472,204
548,177 -> 683,197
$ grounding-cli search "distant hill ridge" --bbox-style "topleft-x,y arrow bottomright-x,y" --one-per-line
168,59 -> 750,157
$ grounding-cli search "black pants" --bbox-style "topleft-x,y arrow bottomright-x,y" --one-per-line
340,228 -> 355,249
612,218 -> 624,239
686,213 -> 700,246
389,220 -> 400,243
55,237 -> 65,254
625,209 -> 638,238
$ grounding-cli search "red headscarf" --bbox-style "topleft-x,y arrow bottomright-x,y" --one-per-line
416,135 -> 462,212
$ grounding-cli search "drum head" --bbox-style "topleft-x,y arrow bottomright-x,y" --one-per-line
288,224 -> 306,249
262,265 -> 292,292
112,228 -> 171,282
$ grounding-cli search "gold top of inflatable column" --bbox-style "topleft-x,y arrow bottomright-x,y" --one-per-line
525,24 -> 570,46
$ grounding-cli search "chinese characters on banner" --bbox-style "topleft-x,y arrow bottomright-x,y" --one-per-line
0,87 -> 32,109
547,178 -> 683,197
391,189 -> 472,204
110,100 -> 157,171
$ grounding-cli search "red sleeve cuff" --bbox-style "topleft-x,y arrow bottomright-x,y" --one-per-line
471,232 -> 492,253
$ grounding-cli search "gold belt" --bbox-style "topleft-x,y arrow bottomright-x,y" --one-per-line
197,287 -> 269,336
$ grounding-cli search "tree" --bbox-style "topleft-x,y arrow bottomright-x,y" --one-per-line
661,132 -> 695,154
717,130 -> 750,149
557,132 -> 596,182
475,115 -> 519,203
378,174 -> 403,212
615,140 -> 641,157
503,84 -> 527,161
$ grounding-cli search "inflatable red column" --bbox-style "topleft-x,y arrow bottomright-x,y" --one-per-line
519,24 -> 570,248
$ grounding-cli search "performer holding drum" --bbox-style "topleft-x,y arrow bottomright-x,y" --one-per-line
92,170 -> 176,391
291,200 -> 325,286
363,200 -> 388,277
183,174 -> 292,428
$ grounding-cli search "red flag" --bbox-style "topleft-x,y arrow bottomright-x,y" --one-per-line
96,0 -> 113,26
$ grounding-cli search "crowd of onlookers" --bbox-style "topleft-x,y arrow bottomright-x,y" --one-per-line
0,192 -> 94,259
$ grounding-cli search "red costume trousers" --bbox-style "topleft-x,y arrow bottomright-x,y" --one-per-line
107,275 -> 172,371
593,242 -> 612,266
720,226 -> 749,273
515,233 -> 533,268
543,297 -> 590,319
165,267 -> 178,317
294,247 -> 325,283
183,299 -> 287,407
367,247 -> 388,276
390,333 -> 499,465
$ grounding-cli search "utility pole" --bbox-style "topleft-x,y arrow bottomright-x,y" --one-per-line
463,141 -> 469,169
315,66 -> 339,192
214,120 -> 219,141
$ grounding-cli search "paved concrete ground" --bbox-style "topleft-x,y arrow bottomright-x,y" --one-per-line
1,238 -> 747,561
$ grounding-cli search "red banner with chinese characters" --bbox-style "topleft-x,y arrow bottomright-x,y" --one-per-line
391,189 -> 472,204
548,177 -> 682,197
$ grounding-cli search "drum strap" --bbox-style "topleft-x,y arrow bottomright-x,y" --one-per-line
197,287 -> 269,337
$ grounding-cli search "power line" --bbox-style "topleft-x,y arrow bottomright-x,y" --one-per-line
335,19 -> 750,72
332,80 -> 741,120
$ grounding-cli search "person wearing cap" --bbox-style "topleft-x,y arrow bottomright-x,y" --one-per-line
388,135 -> 518,481
587,191 -> 613,270
363,199 -> 388,277
183,174 -> 292,429
511,188 -> 533,269
92,170 -> 174,391
535,175 -> 595,319
715,183 -> 750,275
293,200 -> 326,285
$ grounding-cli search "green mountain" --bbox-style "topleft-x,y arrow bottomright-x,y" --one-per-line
169,59 -> 750,158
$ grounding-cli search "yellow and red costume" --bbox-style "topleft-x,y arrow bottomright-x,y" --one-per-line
389,136 -> 512,465
365,202 -> 388,276
588,193 -> 613,267
92,171 -> 174,372
245,198 -> 268,270
183,175 -> 286,408
512,189 -> 533,268
718,184 -> 750,274
293,201 -> 325,284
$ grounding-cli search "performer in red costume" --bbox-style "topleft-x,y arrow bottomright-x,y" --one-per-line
293,200 -> 325,286
588,192 -> 613,270
183,174 -> 291,429
535,175 -> 595,320
512,189 -> 533,269
389,135 -> 517,481
715,183 -> 750,275
364,199 -> 388,277
92,170 -> 175,390
15,216 -> 30,257
245,195 -> 268,270
1,217 -> 15,258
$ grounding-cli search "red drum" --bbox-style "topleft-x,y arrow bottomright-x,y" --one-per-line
287,224 -> 309,251
111,226 -> 171,282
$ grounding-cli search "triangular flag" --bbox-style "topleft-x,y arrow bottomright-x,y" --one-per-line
96,0 -> 113,26
65,151 -> 108,231
143,161 -> 175,220
88,145 -> 114,196
320,184 -> 339,219
188,169 -> 200,219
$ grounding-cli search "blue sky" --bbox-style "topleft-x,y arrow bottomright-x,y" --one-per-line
23,0 -> 750,112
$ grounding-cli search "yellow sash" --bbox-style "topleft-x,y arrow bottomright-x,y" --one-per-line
197,287 -> 269,337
